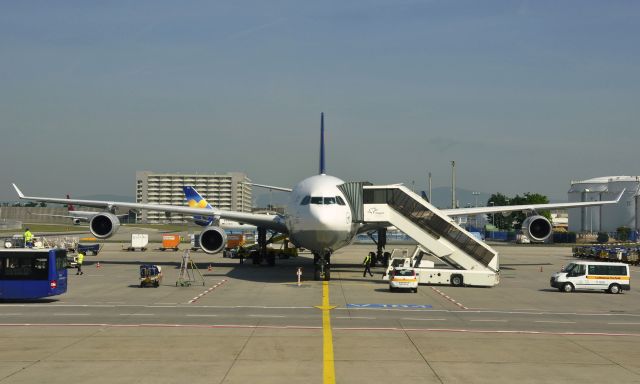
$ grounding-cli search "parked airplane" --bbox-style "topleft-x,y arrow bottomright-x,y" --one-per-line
12,113 -> 624,280
28,195 -> 129,225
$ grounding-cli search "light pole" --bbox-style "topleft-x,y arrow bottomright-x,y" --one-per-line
472,192 -> 480,228
451,161 -> 456,208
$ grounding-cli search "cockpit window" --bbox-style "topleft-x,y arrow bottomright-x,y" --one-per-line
324,197 -> 336,205
300,196 -> 310,205
336,196 -> 346,206
310,197 -> 323,205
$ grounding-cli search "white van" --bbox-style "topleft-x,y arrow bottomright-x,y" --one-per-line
550,261 -> 630,294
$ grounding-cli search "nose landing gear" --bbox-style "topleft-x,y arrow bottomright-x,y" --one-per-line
313,251 -> 332,281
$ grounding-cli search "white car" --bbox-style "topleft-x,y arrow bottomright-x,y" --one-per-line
389,268 -> 419,293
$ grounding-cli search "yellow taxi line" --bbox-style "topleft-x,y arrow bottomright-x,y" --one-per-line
317,281 -> 336,384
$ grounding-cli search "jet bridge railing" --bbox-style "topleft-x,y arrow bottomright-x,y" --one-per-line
363,186 -> 497,269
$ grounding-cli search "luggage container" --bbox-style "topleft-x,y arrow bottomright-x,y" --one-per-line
190,233 -> 201,251
159,234 -> 180,251
123,233 -> 148,251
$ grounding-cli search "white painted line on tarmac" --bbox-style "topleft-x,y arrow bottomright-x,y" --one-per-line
401,318 -> 447,321
1,323 -> 640,337
336,316 -> 376,320
607,322 -> 640,325
248,314 -> 285,318
187,279 -> 227,304
535,321 -> 576,324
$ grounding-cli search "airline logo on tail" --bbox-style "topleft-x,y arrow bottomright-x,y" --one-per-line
183,186 -> 214,226
66,194 -> 76,212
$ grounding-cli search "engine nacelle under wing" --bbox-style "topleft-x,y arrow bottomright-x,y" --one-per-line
199,226 -> 227,254
89,213 -> 121,239
522,215 -> 552,242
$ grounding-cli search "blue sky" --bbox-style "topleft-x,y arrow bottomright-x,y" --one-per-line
1,1 -> 638,203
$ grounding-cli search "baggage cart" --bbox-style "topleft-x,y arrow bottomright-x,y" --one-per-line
77,243 -> 102,256
159,234 -> 180,251
123,233 -> 148,251
190,233 -> 201,251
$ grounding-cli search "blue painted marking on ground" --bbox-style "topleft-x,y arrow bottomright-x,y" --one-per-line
347,304 -> 432,309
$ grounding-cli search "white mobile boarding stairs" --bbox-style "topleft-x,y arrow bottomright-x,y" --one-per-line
339,183 -> 499,287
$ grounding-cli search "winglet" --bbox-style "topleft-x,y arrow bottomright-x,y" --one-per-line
12,183 -> 24,198
615,188 -> 626,203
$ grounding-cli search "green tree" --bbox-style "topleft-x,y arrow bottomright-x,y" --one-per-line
487,192 -> 550,231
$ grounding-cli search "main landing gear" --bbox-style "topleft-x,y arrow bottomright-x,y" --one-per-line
252,228 -> 277,266
313,251 -> 332,281
367,227 -> 389,267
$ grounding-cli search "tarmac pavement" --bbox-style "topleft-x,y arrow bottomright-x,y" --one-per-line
1,242 -> 639,383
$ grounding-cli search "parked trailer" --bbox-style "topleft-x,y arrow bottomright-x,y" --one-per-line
159,234 -> 181,251
123,234 -> 148,252
190,234 -> 201,251
77,243 -> 102,256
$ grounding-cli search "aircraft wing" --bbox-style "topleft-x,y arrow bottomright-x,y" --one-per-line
13,184 -> 288,233
27,212 -> 89,221
442,190 -> 625,217
251,183 -> 293,192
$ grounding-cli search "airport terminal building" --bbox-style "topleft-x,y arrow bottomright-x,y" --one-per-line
568,176 -> 640,233
136,171 -> 252,224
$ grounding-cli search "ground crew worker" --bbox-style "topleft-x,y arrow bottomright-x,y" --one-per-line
24,228 -> 33,248
76,252 -> 84,275
363,252 -> 374,277
238,245 -> 245,264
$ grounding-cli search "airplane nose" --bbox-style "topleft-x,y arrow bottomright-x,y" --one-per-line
309,206 -> 339,230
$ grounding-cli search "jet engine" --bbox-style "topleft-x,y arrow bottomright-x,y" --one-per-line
72,218 -> 82,225
89,213 -> 121,239
521,215 -> 552,242
199,226 -> 227,254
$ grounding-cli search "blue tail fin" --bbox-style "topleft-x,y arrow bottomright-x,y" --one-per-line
319,112 -> 326,175
183,186 -> 214,226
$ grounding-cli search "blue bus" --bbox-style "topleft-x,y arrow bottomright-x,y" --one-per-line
0,248 -> 68,299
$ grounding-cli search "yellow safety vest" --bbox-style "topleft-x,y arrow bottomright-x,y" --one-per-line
77,253 -> 84,265
24,231 -> 33,242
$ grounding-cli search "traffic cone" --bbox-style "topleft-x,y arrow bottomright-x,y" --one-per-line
208,264 -> 212,272
96,262 -> 101,269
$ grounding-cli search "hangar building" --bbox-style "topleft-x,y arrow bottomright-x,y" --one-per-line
567,176 -> 640,233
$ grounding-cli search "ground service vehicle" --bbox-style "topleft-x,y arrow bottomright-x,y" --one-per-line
389,268 -> 419,292
0,248 -> 68,299
551,261 -> 630,294
139,264 -> 162,287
